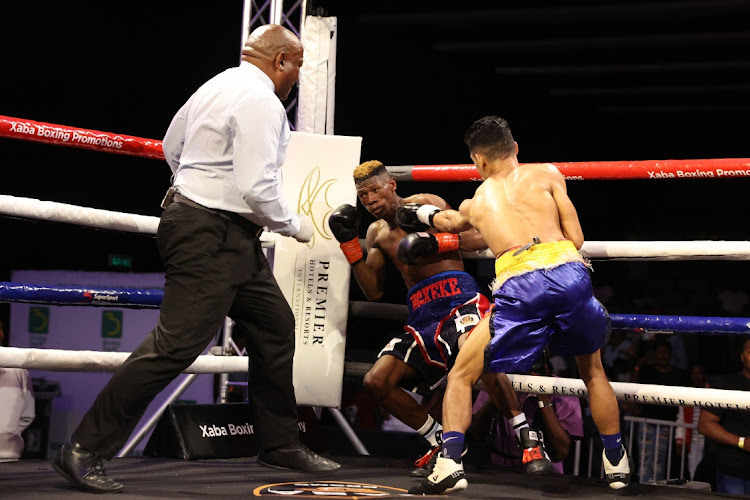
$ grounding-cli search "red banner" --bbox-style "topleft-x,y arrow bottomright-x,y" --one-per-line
0,115 -> 164,160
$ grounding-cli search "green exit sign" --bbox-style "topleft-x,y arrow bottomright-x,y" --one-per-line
108,253 -> 133,269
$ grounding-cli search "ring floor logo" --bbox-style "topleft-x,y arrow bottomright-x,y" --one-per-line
253,481 -> 408,498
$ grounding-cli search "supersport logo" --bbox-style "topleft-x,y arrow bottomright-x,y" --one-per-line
82,291 -> 120,303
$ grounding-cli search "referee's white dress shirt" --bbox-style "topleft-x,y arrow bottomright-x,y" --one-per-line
162,61 -> 300,236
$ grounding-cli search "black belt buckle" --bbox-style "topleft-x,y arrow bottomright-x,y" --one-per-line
513,236 -> 541,256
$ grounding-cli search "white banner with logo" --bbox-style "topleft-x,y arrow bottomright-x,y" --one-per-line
274,132 -> 361,407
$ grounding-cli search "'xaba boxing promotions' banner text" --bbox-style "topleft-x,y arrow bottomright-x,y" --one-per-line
274,132 -> 361,407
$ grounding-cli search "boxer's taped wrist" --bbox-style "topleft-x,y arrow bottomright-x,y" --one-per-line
339,237 -> 363,265
435,233 -> 460,253
416,204 -> 441,226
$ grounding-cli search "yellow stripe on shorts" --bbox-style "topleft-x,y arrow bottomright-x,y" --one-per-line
493,240 -> 585,291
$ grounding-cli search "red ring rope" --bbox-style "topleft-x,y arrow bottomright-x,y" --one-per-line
3,115 -> 749,181
390,159 -> 750,181
0,115 -> 163,160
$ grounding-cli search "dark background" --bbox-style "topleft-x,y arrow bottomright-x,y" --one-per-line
1,1 -> 749,370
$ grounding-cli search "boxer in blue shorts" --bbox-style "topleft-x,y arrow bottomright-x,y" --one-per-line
399,116 -> 631,495
486,240 -> 610,374
327,160 -> 494,476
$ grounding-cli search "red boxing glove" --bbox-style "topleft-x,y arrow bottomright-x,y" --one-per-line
339,237 -> 363,265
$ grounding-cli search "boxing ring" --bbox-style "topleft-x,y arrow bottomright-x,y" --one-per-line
2,115 -> 750,499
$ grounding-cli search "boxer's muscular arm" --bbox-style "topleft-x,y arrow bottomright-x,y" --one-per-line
408,193 -> 487,252
458,228 -> 487,252
351,223 -> 386,301
435,195 -> 487,251
549,166 -> 584,250
432,198 -> 474,234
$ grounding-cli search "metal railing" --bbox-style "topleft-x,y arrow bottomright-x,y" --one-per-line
585,415 -> 697,482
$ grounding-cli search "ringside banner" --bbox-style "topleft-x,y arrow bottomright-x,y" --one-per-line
273,132 -> 361,407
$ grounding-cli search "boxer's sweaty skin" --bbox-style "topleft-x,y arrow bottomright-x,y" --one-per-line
441,162 -> 583,258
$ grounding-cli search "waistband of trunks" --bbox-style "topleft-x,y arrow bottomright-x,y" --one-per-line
406,270 -> 478,313
174,192 -> 263,238
492,240 -> 583,291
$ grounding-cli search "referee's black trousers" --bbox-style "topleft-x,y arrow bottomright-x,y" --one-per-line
73,202 -> 299,460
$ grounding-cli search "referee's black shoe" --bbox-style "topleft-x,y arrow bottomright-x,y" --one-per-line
53,440 -> 124,494
258,442 -> 341,473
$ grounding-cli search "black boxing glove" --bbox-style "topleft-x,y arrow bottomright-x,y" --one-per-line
329,204 -> 359,241
397,232 -> 461,265
395,203 -> 442,233
328,204 -> 363,265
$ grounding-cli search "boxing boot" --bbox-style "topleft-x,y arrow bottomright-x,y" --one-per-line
519,427 -> 553,475
602,446 -> 632,489
409,455 -> 468,495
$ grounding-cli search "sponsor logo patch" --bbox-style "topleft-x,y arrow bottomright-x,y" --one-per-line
454,313 -> 480,333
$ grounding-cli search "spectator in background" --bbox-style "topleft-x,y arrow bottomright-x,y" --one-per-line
602,330 -> 637,382
698,337 -> 750,495
675,364 -> 709,480
635,338 -> 689,482
718,286 -> 749,316
0,319 -> 36,462
469,351 -> 583,474
667,334 -> 689,372
547,353 -> 570,378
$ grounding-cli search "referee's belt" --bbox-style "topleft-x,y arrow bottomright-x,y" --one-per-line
173,192 -> 263,238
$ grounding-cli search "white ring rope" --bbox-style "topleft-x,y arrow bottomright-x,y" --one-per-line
0,347 -> 247,374
2,186 -> 748,409
462,240 -> 750,261
0,194 -> 276,245
0,194 -> 159,234
508,374 -> 750,410
3,194 -> 750,260
1,346 -> 746,410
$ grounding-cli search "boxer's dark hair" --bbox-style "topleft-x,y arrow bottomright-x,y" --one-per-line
464,116 -> 515,160
353,160 -> 389,183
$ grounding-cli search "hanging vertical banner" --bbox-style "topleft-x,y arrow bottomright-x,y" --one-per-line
274,132 -> 361,407
297,16 -> 338,135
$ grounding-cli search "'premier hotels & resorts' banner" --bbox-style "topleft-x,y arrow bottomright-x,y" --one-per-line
273,132 -> 361,407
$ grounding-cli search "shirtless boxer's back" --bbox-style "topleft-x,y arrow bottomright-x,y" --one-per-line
403,116 -> 631,494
